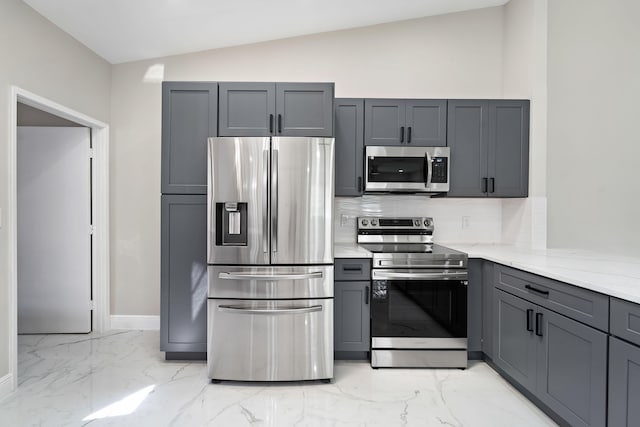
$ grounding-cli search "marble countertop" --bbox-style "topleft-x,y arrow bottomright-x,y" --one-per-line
335,242 -> 640,305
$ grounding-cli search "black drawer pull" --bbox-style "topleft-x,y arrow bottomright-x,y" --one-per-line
269,114 -> 274,134
342,266 -> 363,272
525,284 -> 550,296
365,286 -> 369,305
526,309 -> 534,332
400,126 -> 405,143
489,177 -> 495,193
278,114 -> 282,133
482,177 -> 488,193
535,312 -> 544,337
407,126 -> 412,143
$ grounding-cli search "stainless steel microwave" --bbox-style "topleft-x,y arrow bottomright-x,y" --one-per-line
365,146 -> 450,193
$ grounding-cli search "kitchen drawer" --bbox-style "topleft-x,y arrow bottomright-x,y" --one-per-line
611,298 -> 640,347
494,264 -> 609,331
334,258 -> 371,281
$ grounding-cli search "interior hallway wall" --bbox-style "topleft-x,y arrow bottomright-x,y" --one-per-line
547,0 -> 640,255
0,0 -> 110,385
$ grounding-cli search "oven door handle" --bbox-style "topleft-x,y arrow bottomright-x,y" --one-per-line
218,272 -> 323,280
372,271 -> 468,280
424,151 -> 433,188
218,305 -> 323,315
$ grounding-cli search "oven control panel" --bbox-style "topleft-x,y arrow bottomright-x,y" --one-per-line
358,217 -> 433,230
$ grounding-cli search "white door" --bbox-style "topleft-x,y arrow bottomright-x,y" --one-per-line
17,126 -> 92,333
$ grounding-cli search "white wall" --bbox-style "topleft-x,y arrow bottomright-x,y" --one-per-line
110,7 -> 507,316
0,0 -> 110,383
547,0 -> 640,255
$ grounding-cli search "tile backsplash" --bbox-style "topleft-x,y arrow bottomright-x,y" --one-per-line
335,195 -> 503,244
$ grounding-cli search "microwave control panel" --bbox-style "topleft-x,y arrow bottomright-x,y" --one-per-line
431,157 -> 448,183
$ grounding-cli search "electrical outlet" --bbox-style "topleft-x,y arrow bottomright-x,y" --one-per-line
340,214 -> 355,227
461,216 -> 470,229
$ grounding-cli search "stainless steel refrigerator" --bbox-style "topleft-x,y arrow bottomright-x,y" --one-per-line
207,136 -> 335,382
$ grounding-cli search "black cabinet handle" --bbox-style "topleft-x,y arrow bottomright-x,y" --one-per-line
407,127 -> 412,143
269,114 -> 274,134
400,126 -> 405,143
278,114 -> 282,133
489,177 -> 495,193
342,266 -> 363,272
535,312 -> 544,336
357,176 -> 363,192
526,309 -> 534,332
525,284 -> 550,296
365,286 -> 369,305
482,177 -> 488,193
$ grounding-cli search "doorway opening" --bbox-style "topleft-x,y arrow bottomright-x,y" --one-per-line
7,86 -> 110,393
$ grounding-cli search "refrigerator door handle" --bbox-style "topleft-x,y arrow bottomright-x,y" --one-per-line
263,148 -> 269,253
218,305 -> 323,315
218,271 -> 324,280
271,148 -> 278,253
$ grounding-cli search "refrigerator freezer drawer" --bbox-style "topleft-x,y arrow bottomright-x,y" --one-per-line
208,265 -> 334,299
207,298 -> 334,381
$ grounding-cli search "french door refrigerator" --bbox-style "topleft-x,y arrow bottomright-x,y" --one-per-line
207,137 -> 335,382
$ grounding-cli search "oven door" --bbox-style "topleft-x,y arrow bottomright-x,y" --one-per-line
365,146 -> 449,193
370,270 -> 467,348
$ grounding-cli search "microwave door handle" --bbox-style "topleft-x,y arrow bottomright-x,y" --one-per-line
424,152 -> 433,188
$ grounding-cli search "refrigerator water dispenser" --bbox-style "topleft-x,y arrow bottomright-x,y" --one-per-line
216,202 -> 247,246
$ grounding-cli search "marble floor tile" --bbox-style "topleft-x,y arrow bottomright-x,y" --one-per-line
0,331 -> 557,426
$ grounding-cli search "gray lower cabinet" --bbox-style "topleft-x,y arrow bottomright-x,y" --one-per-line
493,288 -> 607,427
447,100 -> 529,197
609,336 -> 640,427
334,258 -> 371,358
218,82 -> 334,137
467,259 -> 483,354
334,98 -> 364,196
161,82 -> 218,194
364,99 -> 447,146
161,195 -> 208,358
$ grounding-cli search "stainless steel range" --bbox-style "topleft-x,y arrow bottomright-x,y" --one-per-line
357,217 -> 468,368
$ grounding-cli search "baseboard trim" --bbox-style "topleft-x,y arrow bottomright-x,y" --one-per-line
0,373 -> 14,400
110,315 -> 160,330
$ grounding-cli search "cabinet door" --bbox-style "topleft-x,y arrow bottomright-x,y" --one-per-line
446,100 -> 489,197
334,281 -> 370,352
276,83 -> 334,137
488,100 -> 529,197
161,195 -> 208,354
467,259 -> 483,353
364,99 -> 405,145
405,100 -> 447,146
481,260 -> 495,358
493,289 -> 537,391
536,307 -> 607,427
334,99 -> 364,196
218,82 -> 275,137
161,82 -> 218,194
609,336 -> 640,427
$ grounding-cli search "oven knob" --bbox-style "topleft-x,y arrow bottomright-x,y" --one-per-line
361,219 -> 369,226
414,219 -> 420,226
424,219 -> 431,227
371,219 -> 378,226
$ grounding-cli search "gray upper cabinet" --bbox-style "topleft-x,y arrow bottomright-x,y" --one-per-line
218,82 -> 275,137
447,100 -> 529,198
161,82 -> 218,194
364,99 -> 446,146
218,82 -> 334,137
334,98 -> 364,196
161,195 -> 208,357
609,336 -> 640,427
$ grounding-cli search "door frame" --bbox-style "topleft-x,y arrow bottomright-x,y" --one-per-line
7,86 -> 110,392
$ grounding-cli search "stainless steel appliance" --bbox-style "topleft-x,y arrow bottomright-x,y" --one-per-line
357,216 -> 468,368
365,146 -> 450,193
207,137 -> 335,382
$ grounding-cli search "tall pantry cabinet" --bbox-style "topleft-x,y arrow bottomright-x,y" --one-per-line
160,82 -> 217,359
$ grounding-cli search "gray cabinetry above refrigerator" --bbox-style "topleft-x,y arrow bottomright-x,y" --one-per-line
161,82 -> 218,194
364,99 -> 447,147
218,82 -> 334,137
447,100 -> 529,198
334,98 -> 364,196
